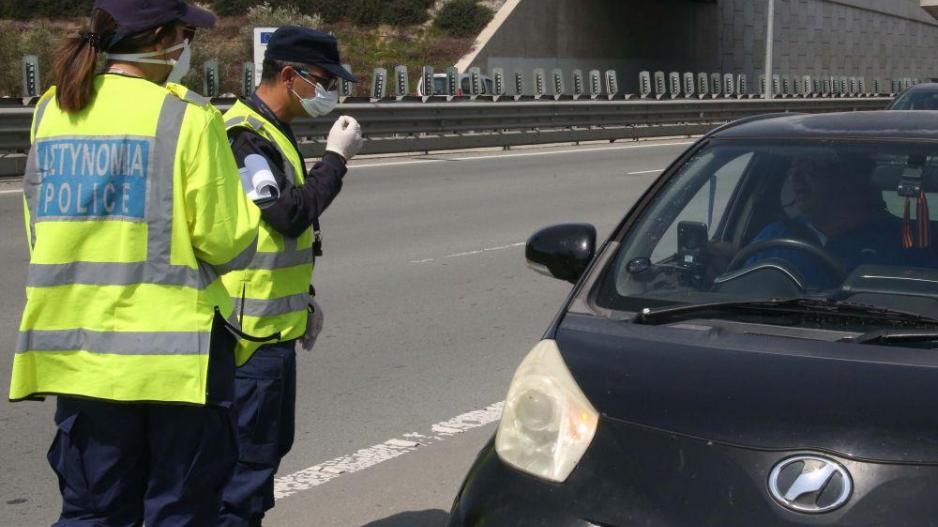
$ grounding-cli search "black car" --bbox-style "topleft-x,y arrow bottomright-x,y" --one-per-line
888,82 -> 938,110
449,111 -> 938,526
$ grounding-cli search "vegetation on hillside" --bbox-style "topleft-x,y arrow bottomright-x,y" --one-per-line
0,1 -> 493,97
434,0 -> 494,38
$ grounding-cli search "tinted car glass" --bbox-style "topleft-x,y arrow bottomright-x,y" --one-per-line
891,90 -> 938,110
594,140 -> 938,316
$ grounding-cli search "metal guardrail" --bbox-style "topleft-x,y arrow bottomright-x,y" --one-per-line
0,96 -> 890,177
291,97 -> 891,156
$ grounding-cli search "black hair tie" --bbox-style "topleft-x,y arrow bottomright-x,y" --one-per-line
79,32 -> 102,51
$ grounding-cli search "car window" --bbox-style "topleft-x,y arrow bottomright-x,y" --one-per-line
459,77 -> 490,94
594,140 -> 938,317
891,90 -> 938,110
650,152 -> 751,262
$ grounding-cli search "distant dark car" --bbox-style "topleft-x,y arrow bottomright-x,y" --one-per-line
888,82 -> 938,110
448,112 -> 938,526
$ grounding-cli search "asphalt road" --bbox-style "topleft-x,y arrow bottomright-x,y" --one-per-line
0,139 -> 690,526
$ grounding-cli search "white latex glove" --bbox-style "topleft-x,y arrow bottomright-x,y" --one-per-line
325,115 -> 363,162
297,295 -> 324,352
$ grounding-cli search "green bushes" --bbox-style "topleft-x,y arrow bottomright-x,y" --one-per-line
0,0 -> 437,27
384,0 -> 435,25
0,0 -> 93,19
0,1 -> 477,97
0,23 -> 57,96
209,0 -> 268,17
291,0 -> 434,26
346,0 -> 384,26
434,0 -> 493,37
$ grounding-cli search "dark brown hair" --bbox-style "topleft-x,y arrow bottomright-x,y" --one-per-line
53,9 -> 180,113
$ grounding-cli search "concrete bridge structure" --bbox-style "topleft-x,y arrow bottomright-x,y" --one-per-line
458,0 -> 938,93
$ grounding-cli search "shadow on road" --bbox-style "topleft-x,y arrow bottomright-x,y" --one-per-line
361,509 -> 450,527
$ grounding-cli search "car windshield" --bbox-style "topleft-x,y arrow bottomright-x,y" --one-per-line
593,139 -> 938,321
891,90 -> 938,110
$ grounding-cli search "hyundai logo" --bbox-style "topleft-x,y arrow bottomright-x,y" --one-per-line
768,455 -> 852,513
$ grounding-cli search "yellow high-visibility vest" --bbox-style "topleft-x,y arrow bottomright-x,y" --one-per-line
9,74 -> 260,405
222,100 -> 314,365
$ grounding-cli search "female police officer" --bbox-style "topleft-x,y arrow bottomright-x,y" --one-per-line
9,1 -> 260,525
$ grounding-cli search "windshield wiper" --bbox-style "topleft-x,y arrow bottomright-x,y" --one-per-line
634,297 -> 938,326
842,329 -> 938,345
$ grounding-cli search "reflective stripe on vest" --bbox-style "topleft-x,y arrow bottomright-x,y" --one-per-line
18,328 -> 209,356
24,95 -> 55,248
232,292 -> 309,318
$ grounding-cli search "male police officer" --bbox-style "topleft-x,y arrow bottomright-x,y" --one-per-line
218,27 -> 363,526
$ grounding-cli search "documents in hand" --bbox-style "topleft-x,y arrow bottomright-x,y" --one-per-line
239,154 -> 280,208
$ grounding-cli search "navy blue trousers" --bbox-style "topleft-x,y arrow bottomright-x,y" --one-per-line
48,396 -> 237,527
219,340 -> 297,527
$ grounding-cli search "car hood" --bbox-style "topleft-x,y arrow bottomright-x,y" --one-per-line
555,313 -> 938,464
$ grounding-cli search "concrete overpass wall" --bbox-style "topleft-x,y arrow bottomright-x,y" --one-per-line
465,0 -> 721,93
465,0 -> 938,94
721,0 -> 938,85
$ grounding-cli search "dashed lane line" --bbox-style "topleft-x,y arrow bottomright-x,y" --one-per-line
274,402 -> 504,500
349,141 -> 693,170
409,242 -> 525,264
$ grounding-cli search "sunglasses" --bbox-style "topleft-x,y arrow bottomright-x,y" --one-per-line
297,69 -> 339,91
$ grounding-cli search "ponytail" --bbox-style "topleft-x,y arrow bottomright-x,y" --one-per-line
52,9 -> 117,114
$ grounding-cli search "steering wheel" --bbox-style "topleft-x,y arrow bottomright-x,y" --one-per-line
726,237 -> 848,283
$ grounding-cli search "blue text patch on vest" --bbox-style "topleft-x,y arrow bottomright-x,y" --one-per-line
36,138 -> 151,220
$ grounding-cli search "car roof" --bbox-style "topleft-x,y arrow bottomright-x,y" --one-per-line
897,82 -> 938,94
711,111 -> 938,142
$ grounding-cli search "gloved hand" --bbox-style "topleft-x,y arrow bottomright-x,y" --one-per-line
297,295 -> 324,352
325,115 -> 363,162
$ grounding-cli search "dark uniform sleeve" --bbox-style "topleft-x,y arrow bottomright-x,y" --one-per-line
228,127 -> 348,239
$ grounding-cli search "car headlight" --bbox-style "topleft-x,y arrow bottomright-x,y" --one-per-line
495,339 -> 599,483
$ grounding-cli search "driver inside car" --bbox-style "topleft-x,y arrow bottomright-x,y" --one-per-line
741,155 -> 910,289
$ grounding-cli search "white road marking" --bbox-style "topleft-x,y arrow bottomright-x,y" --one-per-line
409,242 -> 525,264
0,189 -> 22,195
450,141 -> 693,162
343,158 -> 441,170
274,402 -> 504,500
350,141 -> 693,170
627,169 -> 664,175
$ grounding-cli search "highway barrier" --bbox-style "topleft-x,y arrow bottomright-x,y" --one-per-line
0,96 -> 890,177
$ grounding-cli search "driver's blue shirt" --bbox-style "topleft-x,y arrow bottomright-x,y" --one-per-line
747,213 -> 935,289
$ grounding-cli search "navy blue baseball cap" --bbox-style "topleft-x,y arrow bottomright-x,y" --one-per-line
265,26 -> 358,83
94,0 -> 217,34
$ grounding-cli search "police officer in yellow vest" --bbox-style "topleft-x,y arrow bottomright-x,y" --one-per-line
218,27 -> 363,526
9,1 -> 262,525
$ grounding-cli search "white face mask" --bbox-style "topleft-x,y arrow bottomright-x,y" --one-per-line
107,40 -> 192,84
291,75 -> 339,118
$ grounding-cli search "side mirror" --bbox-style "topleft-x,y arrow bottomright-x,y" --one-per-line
526,223 -> 597,284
